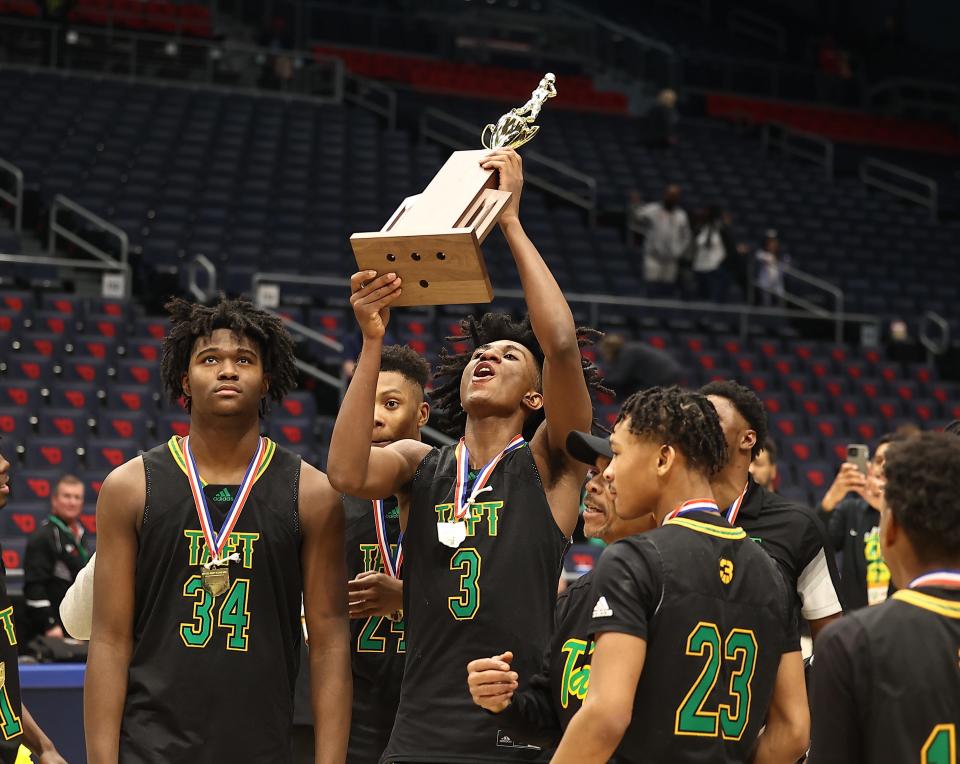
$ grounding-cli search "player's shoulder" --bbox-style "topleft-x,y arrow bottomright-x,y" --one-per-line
562,568 -> 596,603
597,534 -> 662,577
100,453 -> 146,494
754,484 -> 821,528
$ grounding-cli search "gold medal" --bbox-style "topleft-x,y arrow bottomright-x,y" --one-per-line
387,609 -> 404,623
201,565 -> 230,598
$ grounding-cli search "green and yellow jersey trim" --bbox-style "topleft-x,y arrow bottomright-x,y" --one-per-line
166,435 -> 276,487
665,517 -> 747,540
891,590 -> 960,619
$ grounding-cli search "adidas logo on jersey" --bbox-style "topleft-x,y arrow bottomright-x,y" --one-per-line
592,596 -> 613,618
387,506 -> 400,519
212,487 -> 234,503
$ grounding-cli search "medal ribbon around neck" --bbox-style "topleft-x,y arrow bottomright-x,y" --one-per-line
908,570 -> 960,590
453,435 -> 526,521
184,435 -> 266,568
724,481 -> 750,525
663,498 -> 720,526
373,499 -> 403,578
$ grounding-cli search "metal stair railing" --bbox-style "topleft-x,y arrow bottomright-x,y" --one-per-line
750,261 -> 846,343
0,158 -> 24,234
919,311 -> 950,366
761,121 -> 834,180
40,194 -> 131,297
860,158 -> 938,222
344,73 -> 397,130
420,108 -> 598,227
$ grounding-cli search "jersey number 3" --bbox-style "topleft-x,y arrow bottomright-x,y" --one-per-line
448,548 -> 481,620
675,621 -> 758,741
180,576 -> 251,650
923,724 -> 956,764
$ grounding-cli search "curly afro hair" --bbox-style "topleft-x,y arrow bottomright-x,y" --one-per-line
431,312 -> 608,438
699,379 -> 769,461
380,344 -> 431,397
884,432 -> 960,564
617,386 -> 728,477
160,297 -> 298,413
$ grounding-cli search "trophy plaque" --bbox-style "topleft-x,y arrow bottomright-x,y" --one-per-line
350,73 -> 557,307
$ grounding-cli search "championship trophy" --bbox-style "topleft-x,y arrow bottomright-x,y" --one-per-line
350,73 -> 557,306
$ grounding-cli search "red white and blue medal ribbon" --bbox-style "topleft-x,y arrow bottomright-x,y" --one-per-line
437,434 -> 526,548
724,482 -> 750,525
907,570 -> 960,589
663,498 -> 720,526
373,499 -> 403,578
184,435 -> 266,568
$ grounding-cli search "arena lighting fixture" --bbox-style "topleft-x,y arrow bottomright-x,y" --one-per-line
164,41 -> 178,57
65,29 -> 79,45
209,48 -> 223,61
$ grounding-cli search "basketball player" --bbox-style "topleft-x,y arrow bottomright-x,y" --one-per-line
85,298 -> 350,763
328,148 -> 605,762
701,380 -> 844,639
550,387 -> 809,763
809,432 -> 960,763
0,449 -> 68,764
343,345 -> 430,763
466,430 -> 655,750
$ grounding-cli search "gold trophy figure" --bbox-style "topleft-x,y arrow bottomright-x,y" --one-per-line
351,74 -> 557,306
481,73 -> 557,150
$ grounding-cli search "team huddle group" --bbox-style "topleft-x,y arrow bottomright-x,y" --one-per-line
3,149 -> 957,764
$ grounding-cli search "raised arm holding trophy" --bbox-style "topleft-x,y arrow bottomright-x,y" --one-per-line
350,73 -> 557,306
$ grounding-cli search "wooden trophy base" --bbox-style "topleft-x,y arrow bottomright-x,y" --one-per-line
350,149 -> 511,307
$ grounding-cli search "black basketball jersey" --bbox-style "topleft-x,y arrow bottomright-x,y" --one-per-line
0,573 -> 23,764
343,494 -> 406,764
495,569 -> 597,749
588,510 -> 795,764
809,580 -> 960,764
383,443 -> 568,763
120,436 -> 303,764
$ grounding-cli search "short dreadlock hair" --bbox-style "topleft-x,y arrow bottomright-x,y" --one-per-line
160,297 -> 298,413
380,344 -> 431,398
884,432 -> 960,564
699,379 -> 768,460
431,312 -> 607,438
616,386 -> 727,477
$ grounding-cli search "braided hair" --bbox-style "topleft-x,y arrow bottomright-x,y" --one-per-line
617,386 -> 728,477
431,312 -> 608,438
160,297 -> 298,413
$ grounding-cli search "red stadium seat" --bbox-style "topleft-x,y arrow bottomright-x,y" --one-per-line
23,438 -> 78,471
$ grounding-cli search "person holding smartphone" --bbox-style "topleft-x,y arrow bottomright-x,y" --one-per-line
818,433 -> 913,610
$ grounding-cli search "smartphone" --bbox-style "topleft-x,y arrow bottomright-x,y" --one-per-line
846,444 -> 870,475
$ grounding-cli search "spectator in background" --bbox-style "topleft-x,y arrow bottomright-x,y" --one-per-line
691,205 -> 737,302
24,474 -> 93,642
818,432 -> 915,610
754,229 -> 787,305
597,333 -> 683,401
632,184 -> 691,299
749,439 -> 778,491
640,88 -> 678,148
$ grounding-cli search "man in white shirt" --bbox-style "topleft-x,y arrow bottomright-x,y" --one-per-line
633,184 -> 691,298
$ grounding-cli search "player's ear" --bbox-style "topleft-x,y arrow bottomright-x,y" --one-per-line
522,390 -> 543,412
261,373 -> 270,399
181,372 -> 191,398
741,428 -> 757,454
418,401 -> 431,428
879,503 -> 898,559
657,444 -> 675,476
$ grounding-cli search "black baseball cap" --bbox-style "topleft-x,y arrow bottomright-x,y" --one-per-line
566,430 -> 612,466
